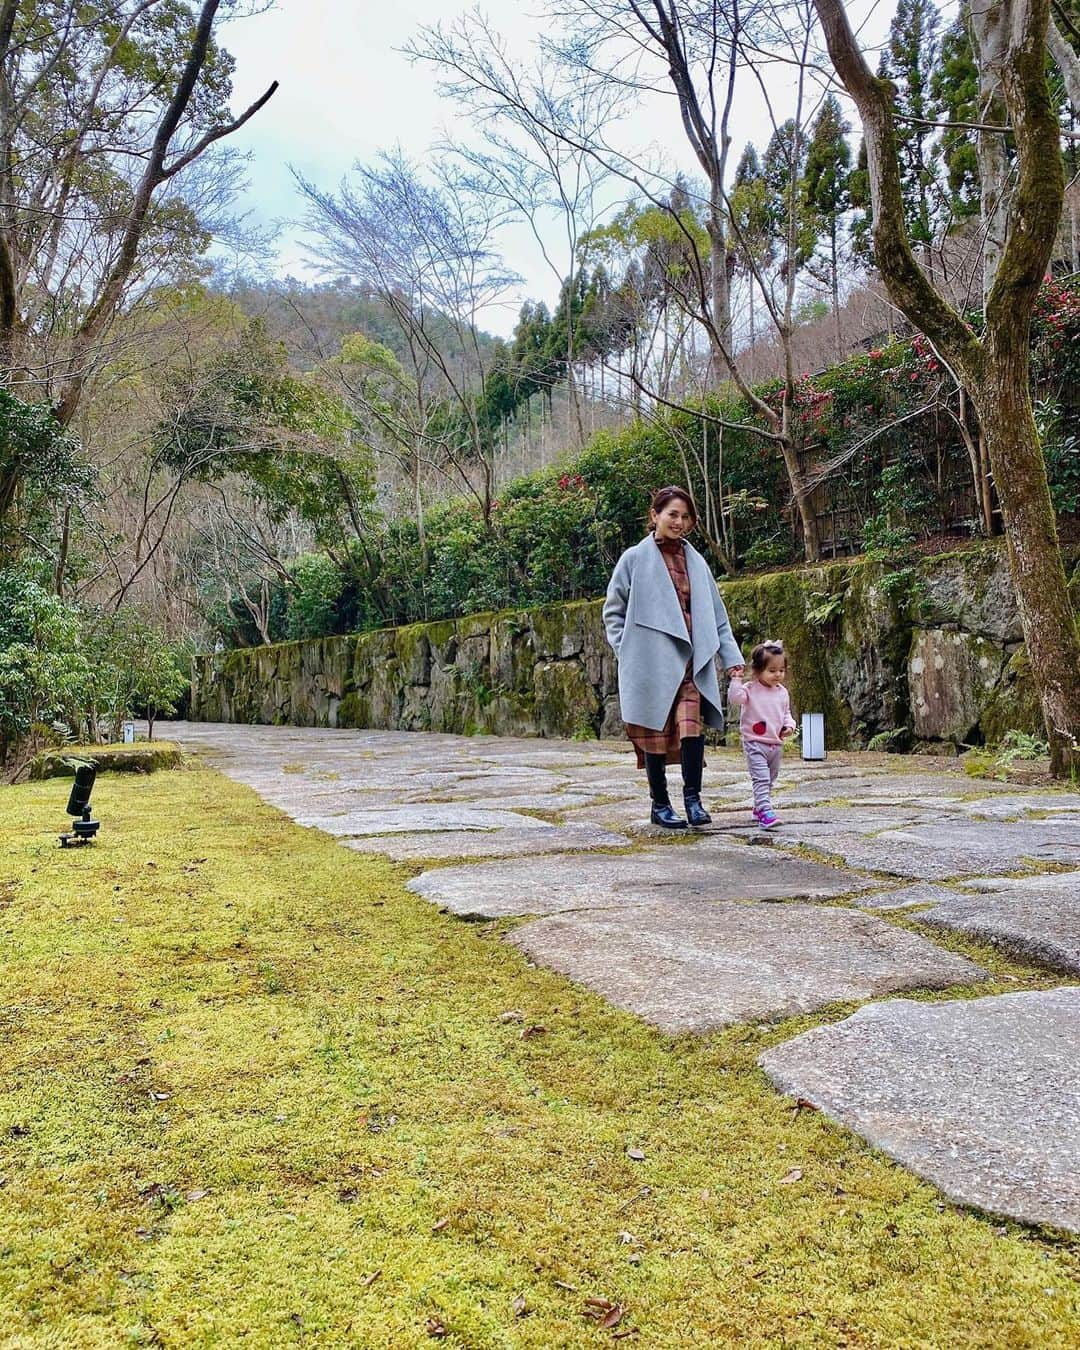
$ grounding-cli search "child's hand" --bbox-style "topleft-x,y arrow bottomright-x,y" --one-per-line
726,664 -> 744,677
780,726 -> 795,739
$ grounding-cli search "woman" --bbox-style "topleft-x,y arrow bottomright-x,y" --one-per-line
602,486 -> 744,829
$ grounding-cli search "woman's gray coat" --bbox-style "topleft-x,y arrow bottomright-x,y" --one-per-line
602,535 -> 743,731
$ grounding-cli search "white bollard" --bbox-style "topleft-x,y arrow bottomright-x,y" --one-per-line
801,712 -> 826,761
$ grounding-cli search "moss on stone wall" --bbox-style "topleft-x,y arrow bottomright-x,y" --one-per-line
192,543 -> 1074,751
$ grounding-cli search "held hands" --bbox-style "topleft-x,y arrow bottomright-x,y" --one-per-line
726,665 -> 744,677
780,726 -> 795,740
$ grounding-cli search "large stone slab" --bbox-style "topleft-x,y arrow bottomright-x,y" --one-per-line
759,990 -> 1080,1233
917,872 -> 1080,973
408,845 -> 871,918
960,794 -> 1080,820
507,902 -> 986,1032
292,803 -> 558,836
855,883 -> 969,911
348,823 -> 629,862
801,817 -> 1080,880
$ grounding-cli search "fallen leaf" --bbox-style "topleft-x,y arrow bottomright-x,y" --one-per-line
779,1167 -> 803,1185
424,1317 -> 447,1338
431,1217 -> 450,1233
585,1298 -> 615,1311
498,1009 -> 524,1024
626,1148 -> 645,1162
600,1305 -> 625,1330
554,1279 -> 578,1291
511,1294 -> 527,1317
521,1024 -> 547,1040
338,1187 -> 359,1203
185,1189 -> 208,1202
362,1269 -> 382,1288
617,1231 -> 636,1245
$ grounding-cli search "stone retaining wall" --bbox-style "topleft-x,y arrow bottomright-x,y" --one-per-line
191,542 -> 1079,750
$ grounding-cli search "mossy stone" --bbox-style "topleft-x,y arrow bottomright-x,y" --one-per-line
29,741 -> 184,780
533,659 -> 599,738
978,648 -> 1044,745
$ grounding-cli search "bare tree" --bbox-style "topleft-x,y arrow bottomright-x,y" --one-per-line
816,0 -> 1080,775
537,0 -> 826,558
410,11 -> 626,449
0,1 -> 274,575
0,0 -> 277,547
296,152 -> 519,523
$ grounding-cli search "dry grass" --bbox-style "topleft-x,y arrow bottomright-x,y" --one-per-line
0,766 -> 1077,1348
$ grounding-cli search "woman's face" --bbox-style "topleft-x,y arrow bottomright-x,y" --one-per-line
651,497 -> 694,541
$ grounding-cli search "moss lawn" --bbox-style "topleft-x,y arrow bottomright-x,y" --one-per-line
1,765 -> 1077,1347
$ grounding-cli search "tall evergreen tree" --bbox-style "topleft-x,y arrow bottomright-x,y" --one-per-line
728,144 -> 774,352
848,139 -> 873,263
930,5 -> 981,226
762,119 -> 816,280
803,94 -> 853,357
878,0 -> 942,258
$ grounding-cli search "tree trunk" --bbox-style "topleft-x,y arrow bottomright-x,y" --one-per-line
780,431 -> 821,563
957,386 -> 993,536
813,0 -> 1080,778
831,224 -> 842,361
707,186 -> 733,383
976,340 -> 1079,774
977,429 -> 996,535
969,4 -> 1012,305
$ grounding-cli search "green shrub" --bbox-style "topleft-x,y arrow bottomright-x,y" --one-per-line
0,568 -> 88,767
202,281 -> 1080,648
284,553 -> 345,640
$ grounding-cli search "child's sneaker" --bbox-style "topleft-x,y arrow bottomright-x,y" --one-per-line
754,807 -> 779,830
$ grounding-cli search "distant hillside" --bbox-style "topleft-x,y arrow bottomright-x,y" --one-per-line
217,277 -> 505,377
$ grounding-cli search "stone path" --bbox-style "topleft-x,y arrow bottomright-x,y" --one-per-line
167,721 -> 1080,1231
760,989 -> 1080,1233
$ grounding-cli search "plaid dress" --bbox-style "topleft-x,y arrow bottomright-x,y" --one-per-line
625,537 -> 701,766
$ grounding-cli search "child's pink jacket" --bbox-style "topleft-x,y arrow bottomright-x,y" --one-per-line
727,676 -> 797,746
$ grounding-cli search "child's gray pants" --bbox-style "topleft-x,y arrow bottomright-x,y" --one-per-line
745,741 -> 782,812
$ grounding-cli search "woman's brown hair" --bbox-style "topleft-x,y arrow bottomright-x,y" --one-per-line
647,485 -> 698,531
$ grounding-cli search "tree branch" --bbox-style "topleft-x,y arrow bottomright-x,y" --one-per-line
53,0 -> 277,425
813,0 -> 983,383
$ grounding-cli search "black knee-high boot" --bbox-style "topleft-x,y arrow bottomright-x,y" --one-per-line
680,736 -> 711,826
645,752 -> 687,829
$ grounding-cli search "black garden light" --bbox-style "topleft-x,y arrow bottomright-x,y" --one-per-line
59,762 -> 100,847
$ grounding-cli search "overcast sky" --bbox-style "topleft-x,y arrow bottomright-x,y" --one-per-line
218,1 -> 891,334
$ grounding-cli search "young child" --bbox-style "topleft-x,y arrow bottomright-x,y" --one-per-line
727,640 -> 797,829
